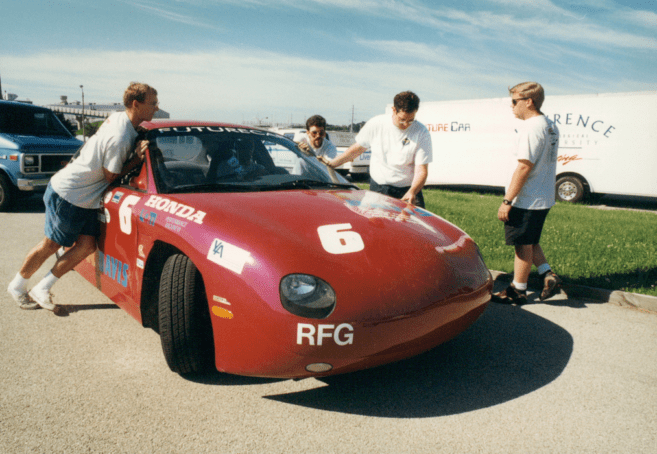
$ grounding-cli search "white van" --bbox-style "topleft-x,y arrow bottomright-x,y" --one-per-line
414,91 -> 657,202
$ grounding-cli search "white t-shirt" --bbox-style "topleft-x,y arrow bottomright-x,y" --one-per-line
294,132 -> 338,159
511,115 -> 560,210
50,112 -> 137,208
356,114 -> 432,187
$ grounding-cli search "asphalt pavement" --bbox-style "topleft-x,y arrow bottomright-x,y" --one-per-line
1,199 -> 656,454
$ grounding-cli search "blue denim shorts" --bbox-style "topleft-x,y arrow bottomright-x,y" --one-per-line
43,184 -> 100,247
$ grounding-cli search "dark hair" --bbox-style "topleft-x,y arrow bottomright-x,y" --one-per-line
305,115 -> 327,130
123,82 -> 157,108
393,91 -> 420,113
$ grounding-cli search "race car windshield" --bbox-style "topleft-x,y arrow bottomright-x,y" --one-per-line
149,127 -> 352,194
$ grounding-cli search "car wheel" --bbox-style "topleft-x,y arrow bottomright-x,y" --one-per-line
556,176 -> 585,203
0,174 -> 13,211
158,254 -> 215,374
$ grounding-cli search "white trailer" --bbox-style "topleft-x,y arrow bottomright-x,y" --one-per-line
415,91 -> 657,202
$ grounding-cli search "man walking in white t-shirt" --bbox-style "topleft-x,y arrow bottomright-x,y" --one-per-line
7,82 -> 159,312
493,81 -> 561,305
324,91 -> 432,207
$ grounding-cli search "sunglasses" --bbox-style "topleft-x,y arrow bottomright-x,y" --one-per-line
512,97 -> 530,106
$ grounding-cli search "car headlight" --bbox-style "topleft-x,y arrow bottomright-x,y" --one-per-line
280,274 -> 336,319
24,155 -> 37,166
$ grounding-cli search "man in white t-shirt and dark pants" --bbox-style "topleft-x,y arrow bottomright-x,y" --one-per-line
324,91 -> 432,208
7,82 -> 159,312
493,82 -> 561,305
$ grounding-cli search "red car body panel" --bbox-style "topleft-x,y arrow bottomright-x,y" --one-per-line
74,121 -> 492,378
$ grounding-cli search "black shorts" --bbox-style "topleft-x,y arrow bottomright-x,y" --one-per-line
369,179 -> 425,208
504,207 -> 550,246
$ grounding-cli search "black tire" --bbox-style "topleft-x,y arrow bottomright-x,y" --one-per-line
158,254 -> 215,374
0,173 -> 14,211
556,176 -> 585,203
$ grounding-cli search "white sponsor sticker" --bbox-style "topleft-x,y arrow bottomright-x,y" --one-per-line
207,238 -> 251,274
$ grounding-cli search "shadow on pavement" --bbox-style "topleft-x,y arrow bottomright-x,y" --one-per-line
6,194 -> 46,213
263,304 -> 573,418
494,269 -> 657,307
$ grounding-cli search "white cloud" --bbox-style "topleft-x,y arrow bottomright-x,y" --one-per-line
3,49 -> 442,124
4,41 -> 653,128
123,0 -> 220,29
198,0 -> 657,51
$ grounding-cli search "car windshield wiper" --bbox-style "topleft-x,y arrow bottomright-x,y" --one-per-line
257,179 -> 357,191
166,183 -> 256,194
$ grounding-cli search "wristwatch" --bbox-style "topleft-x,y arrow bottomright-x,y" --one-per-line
503,199 -> 512,206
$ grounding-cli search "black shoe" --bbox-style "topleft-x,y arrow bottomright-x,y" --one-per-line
539,271 -> 561,301
491,283 -> 527,305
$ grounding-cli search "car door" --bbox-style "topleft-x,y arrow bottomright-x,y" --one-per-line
97,186 -> 146,315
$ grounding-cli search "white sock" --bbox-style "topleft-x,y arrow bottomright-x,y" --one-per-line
537,263 -> 552,275
512,281 -> 527,291
33,272 -> 59,293
9,273 -> 29,293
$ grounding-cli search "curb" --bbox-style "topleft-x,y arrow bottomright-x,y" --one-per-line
490,270 -> 657,313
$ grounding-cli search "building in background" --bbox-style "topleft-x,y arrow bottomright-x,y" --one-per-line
45,95 -> 169,130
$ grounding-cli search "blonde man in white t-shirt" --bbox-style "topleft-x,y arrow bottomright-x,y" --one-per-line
493,82 -> 561,305
324,91 -> 432,207
7,82 -> 159,312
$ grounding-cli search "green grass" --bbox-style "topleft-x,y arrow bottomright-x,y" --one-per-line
356,184 -> 657,297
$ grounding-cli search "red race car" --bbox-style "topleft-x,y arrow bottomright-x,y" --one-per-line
74,121 -> 492,378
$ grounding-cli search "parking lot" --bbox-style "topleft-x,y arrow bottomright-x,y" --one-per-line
1,201 -> 656,454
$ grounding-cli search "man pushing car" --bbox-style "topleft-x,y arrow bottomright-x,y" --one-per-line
7,82 -> 159,312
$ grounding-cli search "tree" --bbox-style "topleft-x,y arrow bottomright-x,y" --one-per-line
54,112 -> 77,135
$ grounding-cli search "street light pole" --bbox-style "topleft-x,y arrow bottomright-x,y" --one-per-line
80,85 -> 85,143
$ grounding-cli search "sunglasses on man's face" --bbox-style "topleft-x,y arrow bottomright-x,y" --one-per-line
512,97 -> 530,106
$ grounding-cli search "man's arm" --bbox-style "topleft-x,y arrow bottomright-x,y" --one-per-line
325,143 -> 367,168
401,164 -> 428,205
103,140 -> 148,183
497,159 -> 534,222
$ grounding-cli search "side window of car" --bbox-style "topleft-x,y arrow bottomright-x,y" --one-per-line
155,135 -> 208,188
156,136 -> 203,162
265,140 -> 302,174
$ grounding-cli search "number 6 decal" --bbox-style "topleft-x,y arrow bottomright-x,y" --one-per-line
317,223 -> 364,254
119,195 -> 142,235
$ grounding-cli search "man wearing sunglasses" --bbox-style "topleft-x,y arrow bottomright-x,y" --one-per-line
295,115 -> 338,160
324,91 -> 432,207
7,82 -> 158,312
493,82 -> 561,305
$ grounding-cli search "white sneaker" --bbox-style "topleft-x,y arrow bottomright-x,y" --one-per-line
28,288 -> 57,311
7,287 -> 39,310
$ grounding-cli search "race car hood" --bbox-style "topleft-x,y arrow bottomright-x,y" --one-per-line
161,188 -> 489,320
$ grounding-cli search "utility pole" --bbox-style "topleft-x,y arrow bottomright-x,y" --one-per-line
350,105 -> 354,132
80,85 -> 85,143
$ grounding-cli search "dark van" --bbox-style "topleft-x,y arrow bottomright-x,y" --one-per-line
0,100 -> 82,210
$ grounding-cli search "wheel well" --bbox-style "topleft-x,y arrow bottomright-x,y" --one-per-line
0,168 -> 13,185
140,241 -> 182,332
556,172 -> 591,193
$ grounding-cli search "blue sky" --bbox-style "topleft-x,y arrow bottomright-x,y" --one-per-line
1,0 -> 655,126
